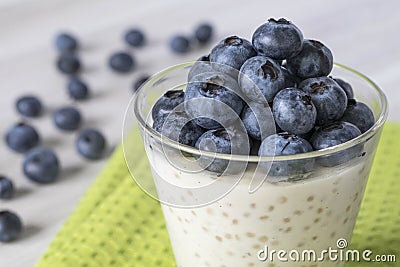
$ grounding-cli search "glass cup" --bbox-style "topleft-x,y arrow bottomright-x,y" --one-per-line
126,62 -> 388,267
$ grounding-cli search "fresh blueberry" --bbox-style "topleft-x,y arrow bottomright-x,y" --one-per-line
23,147 -> 60,183
53,106 -> 82,131
0,176 -> 14,200
0,210 -> 22,243
152,90 -> 185,120
169,35 -> 190,53
310,121 -> 362,167
15,95 -> 43,117
258,133 -> 314,176
188,55 -> 213,81
240,103 -> 276,140
194,23 -> 213,44
238,56 -> 285,102
124,28 -> 146,47
286,39 -> 333,79
195,128 -> 250,173
299,76 -> 347,126
153,109 -> 205,147
54,32 -> 78,52
67,77 -> 89,100
132,74 -> 150,93
333,77 -> 354,99
185,72 -> 244,129
252,18 -> 303,60
210,36 -> 257,75
281,66 -> 300,88
273,88 -> 317,135
56,54 -> 81,74
109,52 -> 135,73
5,122 -> 40,153
341,99 -> 375,133
76,128 -> 106,160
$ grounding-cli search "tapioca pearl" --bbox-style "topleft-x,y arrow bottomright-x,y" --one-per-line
243,212 -> 251,218
294,210 -> 303,215
177,216 -> 183,222
297,242 -> 304,248
215,235 -> 223,242
184,218 -> 190,223
253,244 -> 262,249
248,263 -> 255,267
316,207 -> 324,214
246,232 -> 256,238
250,203 -> 256,209
225,233 -> 232,239
314,217 -> 321,223
222,212 -> 229,218
345,205 -> 351,212
353,192 -> 359,202
343,217 -> 349,224
259,235 -> 269,243
259,215 -> 269,220
307,196 -> 314,202
271,240 -> 279,246
278,196 -> 288,204
207,208 -> 214,215
187,190 -> 193,196
268,205 -> 275,212
268,264 -> 276,267
232,219 -> 239,225
284,227 -> 292,233
235,234 -> 240,241
202,226 -> 209,232
312,236 -> 318,241
308,205 -> 314,210
191,210 -> 197,216
330,231 -> 336,238
283,217 -> 291,223
304,225 -> 310,231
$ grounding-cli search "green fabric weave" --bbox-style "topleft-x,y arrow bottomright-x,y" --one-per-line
36,124 -> 400,267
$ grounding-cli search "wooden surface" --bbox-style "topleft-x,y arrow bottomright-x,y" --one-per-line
0,0 -> 399,266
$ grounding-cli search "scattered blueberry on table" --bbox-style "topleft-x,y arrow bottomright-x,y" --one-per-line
53,106 -> 82,131
124,28 -> 146,47
67,77 -> 90,100
132,74 -> 150,93
76,128 -> 107,160
108,51 -> 135,73
169,35 -> 191,53
15,95 -> 43,117
194,23 -> 213,44
56,53 -> 81,74
5,122 -> 40,153
23,147 -> 60,183
0,210 -> 23,243
0,176 -> 14,200
54,32 -> 78,53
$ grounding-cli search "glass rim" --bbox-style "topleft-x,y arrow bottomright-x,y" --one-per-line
133,62 -> 388,162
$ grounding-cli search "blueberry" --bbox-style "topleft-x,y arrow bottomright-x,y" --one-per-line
53,106 -> 82,131
210,36 -> 257,75
195,128 -> 250,173
273,88 -> 317,135
252,18 -> 303,60
0,176 -> 14,200
0,210 -> 22,242
310,121 -> 362,167
333,77 -> 354,99
23,147 -> 60,183
54,32 -> 78,52
76,128 -> 106,160
153,109 -> 205,147
258,133 -> 314,176
169,35 -> 190,53
240,103 -> 276,140
188,55 -> 213,81
152,90 -> 185,120
109,52 -> 135,73
132,75 -> 150,93
238,56 -> 285,102
124,28 -> 146,47
299,77 -> 347,126
15,95 -> 43,117
286,39 -> 333,79
281,66 -> 300,88
67,77 -> 89,100
56,54 -> 81,74
185,72 -> 244,129
341,99 -> 375,133
194,23 -> 213,44
5,122 -> 40,153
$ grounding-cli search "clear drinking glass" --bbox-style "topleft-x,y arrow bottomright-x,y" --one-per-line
126,62 -> 388,267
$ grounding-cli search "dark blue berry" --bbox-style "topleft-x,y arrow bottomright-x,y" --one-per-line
23,147 -> 60,183
194,23 -> 213,44
54,32 -> 78,52
238,56 -> 285,102
341,99 -> 375,133
67,78 -> 89,100
0,210 -> 22,242
0,176 -> 14,199
188,55 -> 213,80
109,52 -> 135,73
210,36 -> 257,75
76,128 -> 106,160
333,77 -> 354,99
152,90 -> 185,120
5,122 -> 40,153
16,95 -> 43,117
281,66 -> 300,88
240,103 -> 276,140
185,72 -> 244,129
195,128 -> 250,173
124,28 -> 146,47
252,18 -> 303,60
273,88 -> 317,135
56,54 -> 81,74
258,133 -> 314,176
53,107 -> 82,131
169,35 -> 190,53
132,75 -> 150,93
310,121 -> 362,167
286,39 -> 333,79
299,77 -> 347,126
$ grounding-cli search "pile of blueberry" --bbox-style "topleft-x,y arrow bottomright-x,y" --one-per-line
151,18 -> 375,175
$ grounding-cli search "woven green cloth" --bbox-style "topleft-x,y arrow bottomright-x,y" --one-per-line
36,124 -> 400,267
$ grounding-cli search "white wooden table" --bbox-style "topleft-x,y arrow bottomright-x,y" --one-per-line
0,0 -> 399,266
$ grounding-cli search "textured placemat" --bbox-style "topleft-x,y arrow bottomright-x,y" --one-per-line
36,124 -> 400,267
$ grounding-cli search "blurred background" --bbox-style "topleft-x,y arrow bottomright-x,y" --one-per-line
0,0 -> 399,266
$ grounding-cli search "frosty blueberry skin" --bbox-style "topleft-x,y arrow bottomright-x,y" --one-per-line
341,99 -> 375,133
151,90 -> 185,121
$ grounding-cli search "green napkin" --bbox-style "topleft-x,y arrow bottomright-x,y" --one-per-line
36,124 -> 400,267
